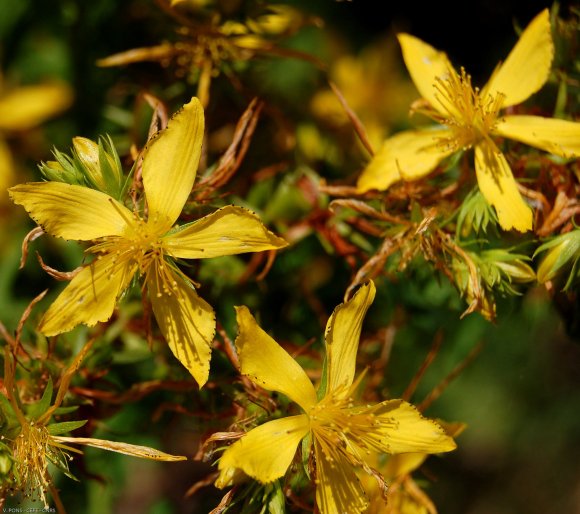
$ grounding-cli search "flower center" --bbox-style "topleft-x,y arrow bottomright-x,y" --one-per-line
416,67 -> 504,152
309,391 -> 379,461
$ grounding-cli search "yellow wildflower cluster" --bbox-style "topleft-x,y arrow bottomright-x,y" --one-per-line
1,3 -> 579,513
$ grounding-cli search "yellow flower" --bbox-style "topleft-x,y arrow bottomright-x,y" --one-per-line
9,98 -> 287,387
363,422 -> 465,514
215,281 -> 455,514
357,9 -> 580,232
0,81 -> 73,206
311,37 -> 416,149
1,348 -> 185,508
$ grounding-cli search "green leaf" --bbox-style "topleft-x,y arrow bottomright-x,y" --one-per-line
47,419 -> 88,435
28,378 -> 53,421
0,393 -> 19,430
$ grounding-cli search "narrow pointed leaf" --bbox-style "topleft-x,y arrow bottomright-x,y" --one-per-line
48,420 -> 88,436
54,436 -> 186,461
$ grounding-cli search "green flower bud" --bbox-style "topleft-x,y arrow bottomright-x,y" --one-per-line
73,135 -> 124,198
536,229 -> 580,289
456,190 -> 497,237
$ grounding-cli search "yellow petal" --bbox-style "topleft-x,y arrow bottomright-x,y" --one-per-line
0,82 -> 73,131
482,9 -> 553,108
53,436 -> 186,461
382,453 -> 427,479
9,182 -> 135,240
360,400 -> 456,454
217,415 -> 309,485
314,439 -> 368,514
0,138 -> 15,205
494,115 -> 580,158
397,34 -> 456,116
39,253 -> 136,336
357,129 -> 453,192
163,205 -> 288,259
325,281 -> 375,395
235,306 -> 317,411
148,263 -> 215,387
142,97 -> 204,233
474,142 -> 532,232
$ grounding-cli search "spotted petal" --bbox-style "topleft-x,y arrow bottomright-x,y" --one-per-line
474,141 -> 532,232
325,281 -> 375,395
357,129 -> 454,193
39,253 -> 136,336
314,439 -> 369,514
217,415 -> 309,485
147,263 -> 215,387
235,306 -> 317,411
142,97 -> 204,233
9,182 -> 136,240
163,205 -> 287,259
483,9 -> 553,108
494,115 -> 580,158
397,34 -> 457,117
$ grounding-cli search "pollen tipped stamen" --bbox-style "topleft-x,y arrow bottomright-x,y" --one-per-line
8,424 -> 73,508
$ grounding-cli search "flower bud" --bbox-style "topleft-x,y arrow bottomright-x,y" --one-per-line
536,230 -> 580,289
73,136 -> 103,189
72,135 -> 123,197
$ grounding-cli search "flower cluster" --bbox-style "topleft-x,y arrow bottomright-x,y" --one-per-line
1,3 -> 578,513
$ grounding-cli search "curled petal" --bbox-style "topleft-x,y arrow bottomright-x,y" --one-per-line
397,34 -> 457,117
474,142 -> 532,232
217,415 -> 309,486
235,306 -> 317,411
9,182 -> 135,240
143,97 -> 204,232
148,263 -> 215,387
482,9 -> 553,108
39,253 -> 136,336
325,281 -> 375,395
314,440 -> 368,514
357,129 -> 454,192
164,205 -> 288,259
494,115 -> 580,158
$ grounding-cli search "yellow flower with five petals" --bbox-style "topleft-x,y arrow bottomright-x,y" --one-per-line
357,9 -> 580,232
9,97 -> 287,387
215,281 -> 455,514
